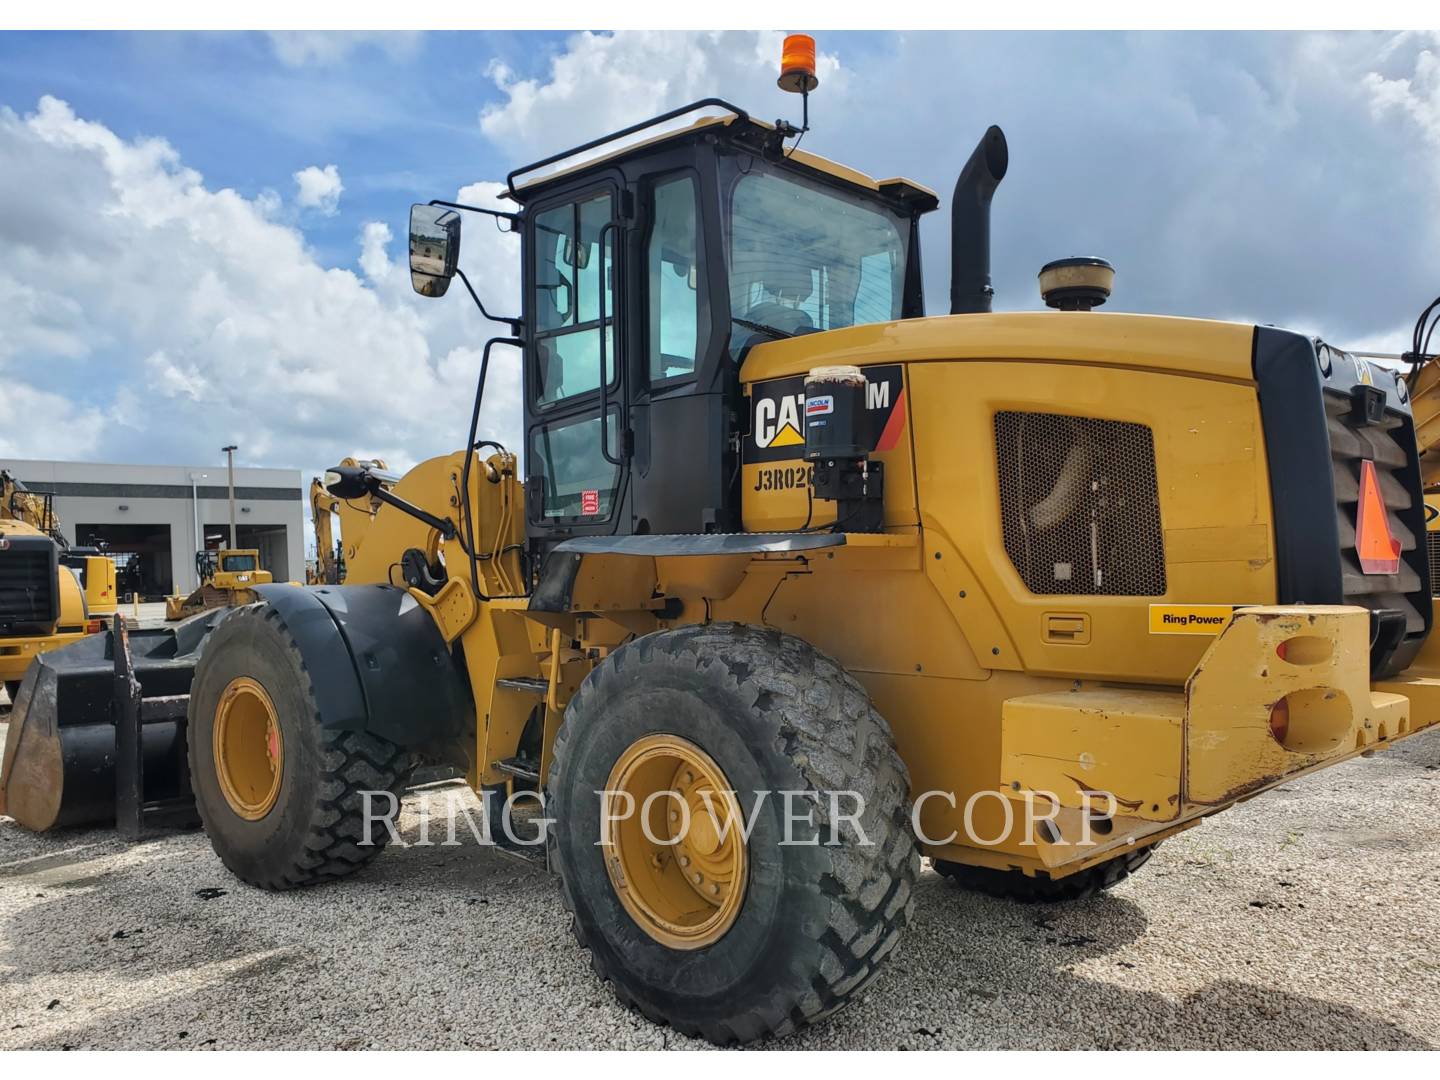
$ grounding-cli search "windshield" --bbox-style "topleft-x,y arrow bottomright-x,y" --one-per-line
723,160 -> 908,345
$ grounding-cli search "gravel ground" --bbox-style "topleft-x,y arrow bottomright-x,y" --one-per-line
1,689 -> 1438,1051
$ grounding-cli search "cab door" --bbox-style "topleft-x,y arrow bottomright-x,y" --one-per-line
524,181 -> 626,536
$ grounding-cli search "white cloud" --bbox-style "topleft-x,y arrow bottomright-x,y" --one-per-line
8,30 -> 1440,494
265,31 -> 423,68
1363,32 -> 1440,147
358,220 -> 392,281
480,30 -> 1440,346
293,163 -> 344,215
0,95 -> 521,480
0,382 -> 103,459
481,30 -> 842,157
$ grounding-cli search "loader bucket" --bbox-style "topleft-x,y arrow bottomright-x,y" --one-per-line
0,610 -> 228,834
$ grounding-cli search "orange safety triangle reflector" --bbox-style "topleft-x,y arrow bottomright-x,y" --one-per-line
1356,459 -> 1402,575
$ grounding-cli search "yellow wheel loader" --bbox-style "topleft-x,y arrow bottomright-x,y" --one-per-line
7,61 -> 1440,1042
164,548 -> 273,621
0,469 -> 116,702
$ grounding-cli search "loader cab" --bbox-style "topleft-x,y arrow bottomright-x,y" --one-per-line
506,101 -> 936,550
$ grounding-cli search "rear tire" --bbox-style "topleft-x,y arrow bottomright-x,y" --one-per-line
187,603 -> 412,890
547,622 -> 918,1044
934,843 -> 1158,903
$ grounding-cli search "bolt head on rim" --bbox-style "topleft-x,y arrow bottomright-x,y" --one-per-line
603,734 -> 748,950
213,676 -> 284,821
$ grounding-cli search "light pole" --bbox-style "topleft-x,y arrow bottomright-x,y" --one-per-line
221,445 -> 238,549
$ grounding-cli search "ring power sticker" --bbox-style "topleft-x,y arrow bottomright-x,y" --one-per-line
1148,604 -> 1235,635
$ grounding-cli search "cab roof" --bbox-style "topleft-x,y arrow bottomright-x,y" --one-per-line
504,98 -> 937,211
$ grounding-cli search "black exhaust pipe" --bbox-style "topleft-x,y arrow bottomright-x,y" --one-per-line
949,125 -> 1009,315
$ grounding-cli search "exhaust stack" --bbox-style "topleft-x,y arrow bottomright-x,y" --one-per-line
949,125 -> 1009,315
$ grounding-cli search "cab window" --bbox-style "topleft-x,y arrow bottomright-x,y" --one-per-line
723,162 -> 907,349
647,175 -> 709,382
529,410 -> 622,519
533,192 -> 615,405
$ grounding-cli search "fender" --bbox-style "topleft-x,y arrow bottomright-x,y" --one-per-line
253,583 -> 472,759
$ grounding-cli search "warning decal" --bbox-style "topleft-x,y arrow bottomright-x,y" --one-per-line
580,489 -> 600,516
745,365 -> 905,464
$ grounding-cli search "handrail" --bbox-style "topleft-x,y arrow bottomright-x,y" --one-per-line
506,98 -> 750,197
596,220 -> 622,467
461,336 -> 524,602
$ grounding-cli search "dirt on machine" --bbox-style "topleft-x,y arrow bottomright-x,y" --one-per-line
7,35 -> 1440,1044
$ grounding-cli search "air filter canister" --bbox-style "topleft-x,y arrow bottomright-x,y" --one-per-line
804,365 -> 868,461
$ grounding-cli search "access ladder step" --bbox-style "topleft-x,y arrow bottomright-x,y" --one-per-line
139,694 -> 189,721
496,676 -> 548,696
493,757 -> 541,783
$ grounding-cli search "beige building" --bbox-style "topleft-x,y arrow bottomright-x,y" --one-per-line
0,457 -> 304,598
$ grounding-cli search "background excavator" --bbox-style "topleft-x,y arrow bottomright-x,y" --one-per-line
306,460 -> 389,585
6,36 -> 1440,1044
0,469 -> 116,702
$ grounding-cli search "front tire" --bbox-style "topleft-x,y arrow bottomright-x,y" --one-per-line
547,622 -> 918,1044
187,603 -> 412,890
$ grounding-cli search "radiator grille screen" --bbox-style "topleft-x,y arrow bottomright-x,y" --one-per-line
995,411 -> 1166,596
1429,529 -> 1440,597
0,547 -> 57,636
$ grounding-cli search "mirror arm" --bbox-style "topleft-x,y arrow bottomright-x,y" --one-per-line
428,199 -> 521,230
454,267 -> 523,337
330,464 -> 457,540
372,486 -> 457,541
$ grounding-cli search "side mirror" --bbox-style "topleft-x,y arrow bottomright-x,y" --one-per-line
535,261 -> 573,322
324,465 -> 371,499
410,204 -> 461,298
563,235 -> 591,270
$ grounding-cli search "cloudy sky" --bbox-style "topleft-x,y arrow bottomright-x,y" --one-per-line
2,29 -> 1438,479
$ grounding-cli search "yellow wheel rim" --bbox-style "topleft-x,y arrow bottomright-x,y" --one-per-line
603,734 -> 748,950
212,676 -> 283,821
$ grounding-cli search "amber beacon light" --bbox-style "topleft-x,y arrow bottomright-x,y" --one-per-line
778,34 -> 819,93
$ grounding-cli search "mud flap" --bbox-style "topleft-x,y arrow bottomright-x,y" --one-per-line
0,610 -> 228,832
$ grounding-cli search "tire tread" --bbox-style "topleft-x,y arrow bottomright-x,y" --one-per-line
189,604 -> 412,891
547,621 -> 919,1044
